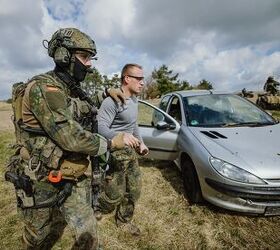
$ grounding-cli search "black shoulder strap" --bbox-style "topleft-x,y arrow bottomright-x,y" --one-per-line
54,67 -> 95,107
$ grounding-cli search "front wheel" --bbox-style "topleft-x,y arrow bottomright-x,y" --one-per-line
181,158 -> 203,204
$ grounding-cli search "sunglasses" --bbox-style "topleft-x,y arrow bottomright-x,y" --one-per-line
126,75 -> 145,81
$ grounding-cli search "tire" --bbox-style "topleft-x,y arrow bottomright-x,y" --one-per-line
181,157 -> 203,204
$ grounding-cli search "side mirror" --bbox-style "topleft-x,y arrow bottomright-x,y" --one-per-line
156,121 -> 176,130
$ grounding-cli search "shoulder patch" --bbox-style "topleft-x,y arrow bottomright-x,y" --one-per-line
46,85 -> 59,91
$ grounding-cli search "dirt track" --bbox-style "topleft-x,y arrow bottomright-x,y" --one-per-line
0,108 -> 14,132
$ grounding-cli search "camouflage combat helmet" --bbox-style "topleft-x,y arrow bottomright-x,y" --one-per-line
47,28 -> 96,66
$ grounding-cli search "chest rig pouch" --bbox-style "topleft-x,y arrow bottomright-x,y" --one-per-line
23,136 -> 63,181
69,97 -> 94,132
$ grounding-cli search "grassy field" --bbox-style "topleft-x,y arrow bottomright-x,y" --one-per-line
0,101 -> 12,111
270,110 -> 280,120
1,104 -> 280,249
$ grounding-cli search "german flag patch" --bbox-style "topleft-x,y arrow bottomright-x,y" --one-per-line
46,85 -> 59,91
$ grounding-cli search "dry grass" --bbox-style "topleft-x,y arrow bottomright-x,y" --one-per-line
270,110 -> 280,120
0,101 -> 12,111
1,132 -> 280,249
0,102 -> 13,132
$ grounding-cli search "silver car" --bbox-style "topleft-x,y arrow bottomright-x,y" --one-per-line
138,90 -> 280,215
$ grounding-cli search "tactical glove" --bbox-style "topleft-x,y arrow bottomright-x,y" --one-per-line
111,132 -> 125,149
106,88 -> 126,104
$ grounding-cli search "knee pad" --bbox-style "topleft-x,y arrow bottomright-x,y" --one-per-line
98,191 -> 123,213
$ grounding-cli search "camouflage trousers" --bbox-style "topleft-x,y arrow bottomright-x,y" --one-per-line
19,178 -> 99,250
98,147 -> 141,223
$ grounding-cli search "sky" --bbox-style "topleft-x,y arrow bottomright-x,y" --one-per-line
1,0 -> 280,99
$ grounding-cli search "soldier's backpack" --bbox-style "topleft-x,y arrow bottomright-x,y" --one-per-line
11,81 -> 28,144
11,73 -> 57,143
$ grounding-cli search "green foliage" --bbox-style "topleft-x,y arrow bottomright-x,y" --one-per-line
178,80 -> 193,91
103,74 -> 121,89
82,68 -> 121,99
194,79 -> 213,90
82,68 -> 104,98
144,65 -> 207,98
152,65 -> 180,95
144,76 -> 161,99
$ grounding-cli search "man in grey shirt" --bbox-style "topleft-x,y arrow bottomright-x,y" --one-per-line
97,63 -> 148,236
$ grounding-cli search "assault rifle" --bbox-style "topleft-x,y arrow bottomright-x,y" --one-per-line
88,104 -> 103,218
55,68 -> 103,217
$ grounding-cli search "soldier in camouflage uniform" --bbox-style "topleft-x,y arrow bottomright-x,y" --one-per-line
97,64 -> 149,236
264,76 -> 280,96
7,28 -> 127,249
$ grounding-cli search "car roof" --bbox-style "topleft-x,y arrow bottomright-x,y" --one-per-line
163,90 -> 233,98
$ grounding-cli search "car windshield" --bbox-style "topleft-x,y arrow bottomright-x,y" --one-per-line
183,94 -> 277,127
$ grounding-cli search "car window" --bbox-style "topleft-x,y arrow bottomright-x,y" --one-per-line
138,101 -> 175,128
138,101 -> 154,126
167,96 -> 182,124
183,94 -> 276,127
159,95 -> 171,112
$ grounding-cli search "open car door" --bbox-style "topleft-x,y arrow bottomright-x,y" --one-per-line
138,100 -> 180,160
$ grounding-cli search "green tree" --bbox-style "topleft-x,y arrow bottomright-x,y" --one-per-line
152,65 -> 180,96
144,76 -> 160,99
6,98 -> 12,104
82,67 -> 104,97
178,80 -> 192,90
102,74 -> 121,89
195,79 -> 213,90
108,74 -> 121,89
82,69 -> 121,98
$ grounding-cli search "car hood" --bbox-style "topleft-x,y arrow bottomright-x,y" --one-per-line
189,123 -> 280,179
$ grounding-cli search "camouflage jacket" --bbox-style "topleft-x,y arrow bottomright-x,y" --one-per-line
21,71 -> 107,164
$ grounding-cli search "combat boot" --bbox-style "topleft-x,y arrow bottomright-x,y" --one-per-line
94,209 -> 103,221
115,219 -> 141,236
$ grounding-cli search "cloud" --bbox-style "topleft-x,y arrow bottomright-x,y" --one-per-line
0,0 -> 47,99
0,0 -> 87,99
1,0 -> 280,99
169,35 -> 280,91
0,0 -> 45,68
83,0 -> 135,41
128,0 -> 280,59
44,0 -> 85,21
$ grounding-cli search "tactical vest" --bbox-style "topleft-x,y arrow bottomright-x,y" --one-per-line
10,72 -> 94,181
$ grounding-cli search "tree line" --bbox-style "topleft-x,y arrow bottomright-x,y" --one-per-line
83,64 -> 213,99
5,64 -> 213,103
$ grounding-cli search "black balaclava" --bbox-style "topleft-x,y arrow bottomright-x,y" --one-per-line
72,56 -> 90,82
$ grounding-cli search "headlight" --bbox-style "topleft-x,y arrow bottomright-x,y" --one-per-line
210,157 -> 266,184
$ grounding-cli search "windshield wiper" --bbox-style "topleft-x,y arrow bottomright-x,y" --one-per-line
222,122 -> 276,127
221,123 -> 239,127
